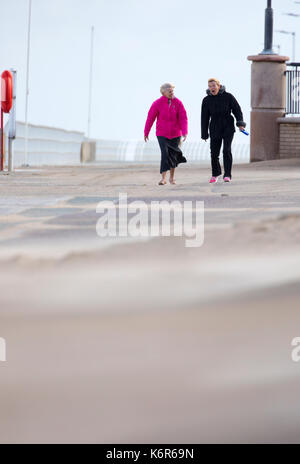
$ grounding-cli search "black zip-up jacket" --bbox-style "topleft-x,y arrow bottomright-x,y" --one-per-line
201,85 -> 246,140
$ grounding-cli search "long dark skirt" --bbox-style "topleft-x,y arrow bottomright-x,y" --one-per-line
157,136 -> 187,174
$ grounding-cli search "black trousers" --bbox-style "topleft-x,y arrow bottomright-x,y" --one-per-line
210,133 -> 234,179
157,136 -> 187,174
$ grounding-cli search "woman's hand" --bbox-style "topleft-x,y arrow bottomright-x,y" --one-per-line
144,135 -> 149,142
239,127 -> 245,132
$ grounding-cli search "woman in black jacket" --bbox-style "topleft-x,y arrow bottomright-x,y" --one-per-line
201,78 -> 246,183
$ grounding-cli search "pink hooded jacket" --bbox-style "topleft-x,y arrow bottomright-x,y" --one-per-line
144,96 -> 188,139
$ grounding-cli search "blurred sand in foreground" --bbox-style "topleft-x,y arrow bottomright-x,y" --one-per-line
0,159 -> 300,443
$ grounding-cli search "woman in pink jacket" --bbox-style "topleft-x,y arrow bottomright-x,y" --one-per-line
144,83 -> 188,185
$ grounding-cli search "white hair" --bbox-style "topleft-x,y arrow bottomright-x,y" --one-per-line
160,82 -> 175,94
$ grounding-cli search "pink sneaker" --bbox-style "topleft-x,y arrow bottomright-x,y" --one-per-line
224,177 -> 231,182
209,176 -> 218,184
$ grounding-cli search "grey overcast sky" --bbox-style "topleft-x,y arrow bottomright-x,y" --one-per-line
0,0 -> 298,140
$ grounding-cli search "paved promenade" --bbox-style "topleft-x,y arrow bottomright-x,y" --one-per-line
0,159 -> 300,443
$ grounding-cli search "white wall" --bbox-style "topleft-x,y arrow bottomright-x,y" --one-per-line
95,139 -> 250,164
4,121 -> 84,167
3,122 -> 250,167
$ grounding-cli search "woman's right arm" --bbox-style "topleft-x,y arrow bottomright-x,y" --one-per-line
201,98 -> 210,140
144,101 -> 158,140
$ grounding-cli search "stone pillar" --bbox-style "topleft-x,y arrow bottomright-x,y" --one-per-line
247,54 -> 290,162
81,141 -> 96,163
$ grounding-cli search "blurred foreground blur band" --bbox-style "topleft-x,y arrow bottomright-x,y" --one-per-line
1,160 -> 300,444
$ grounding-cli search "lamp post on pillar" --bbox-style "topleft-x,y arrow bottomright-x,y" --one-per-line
247,0 -> 290,162
260,0 -> 275,55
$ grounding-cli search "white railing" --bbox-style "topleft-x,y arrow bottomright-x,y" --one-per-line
3,122 -> 250,167
95,138 -> 250,164
4,121 -> 84,167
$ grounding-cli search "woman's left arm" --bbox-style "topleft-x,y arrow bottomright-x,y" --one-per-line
230,94 -> 246,130
178,101 -> 188,139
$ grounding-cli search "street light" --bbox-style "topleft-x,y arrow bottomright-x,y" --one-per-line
283,13 -> 300,17
282,10 -> 300,60
260,0 -> 276,55
24,0 -> 32,166
274,44 -> 281,54
87,26 -> 94,140
276,30 -> 296,61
